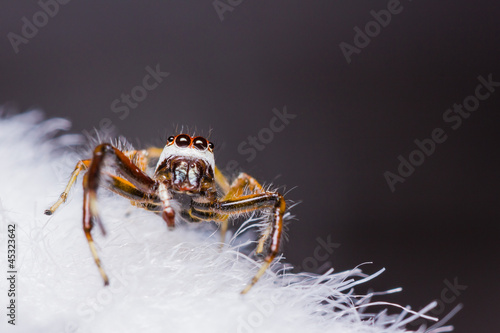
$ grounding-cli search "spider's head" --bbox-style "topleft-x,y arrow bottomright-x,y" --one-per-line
154,134 -> 215,194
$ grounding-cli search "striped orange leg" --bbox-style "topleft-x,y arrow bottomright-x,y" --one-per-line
192,191 -> 286,294
46,145 -> 164,285
84,143 -> 159,285
45,146 -> 162,216
82,172 -> 161,285
123,146 -> 164,173
212,166 -> 231,244
213,170 -> 264,246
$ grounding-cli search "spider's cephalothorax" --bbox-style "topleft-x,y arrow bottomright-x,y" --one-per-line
45,133 -> 286,294
155,134 -> 215,195
153,134 -> 217,228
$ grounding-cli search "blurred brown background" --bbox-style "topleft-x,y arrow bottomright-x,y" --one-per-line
1,1 -> 499,332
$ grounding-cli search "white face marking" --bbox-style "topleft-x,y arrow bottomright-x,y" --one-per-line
155,144 -> 215,171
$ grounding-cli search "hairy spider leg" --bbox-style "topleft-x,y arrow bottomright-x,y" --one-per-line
106,173 -> 161,204
123,146 -> 164,172
211,166 -> 231,243
82,179 -> 109,285
187,169 -> 263,243
123,147 -> 164,209
214,165 -> 231,194
45,147 -> 163,216
84,143 -> 159,285
45,159 -> 90,215
86,144 -> 157,201
81,172 -> 161,285
191,192 -> 286,294
215,172 -> 264,246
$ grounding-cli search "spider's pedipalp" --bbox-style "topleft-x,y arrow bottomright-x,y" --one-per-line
158,182 -> 176,229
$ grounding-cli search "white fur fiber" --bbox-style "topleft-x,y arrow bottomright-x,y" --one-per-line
0,111 -> 454,333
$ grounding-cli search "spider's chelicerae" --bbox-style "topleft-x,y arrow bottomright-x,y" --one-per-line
45,134 -> 286,294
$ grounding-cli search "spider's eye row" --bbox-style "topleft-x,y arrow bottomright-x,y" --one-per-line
193,137 -> 208,151
170,134 -> 213,152
175,134 -> 191,148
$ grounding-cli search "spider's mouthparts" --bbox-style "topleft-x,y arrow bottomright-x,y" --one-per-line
174,183 -> 197,191
172,159 -> 202,192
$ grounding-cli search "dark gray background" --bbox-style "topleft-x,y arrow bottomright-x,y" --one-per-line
1,1 -> 498,332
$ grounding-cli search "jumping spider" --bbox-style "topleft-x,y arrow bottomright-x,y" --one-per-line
45,134 -> 286,294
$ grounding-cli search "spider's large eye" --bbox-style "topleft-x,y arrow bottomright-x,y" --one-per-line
193,137 -> 208,151
175,134 -> 191,148
208,142 -> 214,150
167,136 -> 175,145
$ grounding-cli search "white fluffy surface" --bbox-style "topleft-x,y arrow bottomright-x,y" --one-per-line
0,112 -> 453,333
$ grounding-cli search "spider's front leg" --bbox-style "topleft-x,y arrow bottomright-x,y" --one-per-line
84,143 -> 158,285
191,190 -> 286,294
45,146 -> 162,216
